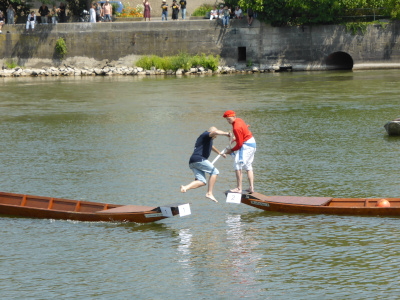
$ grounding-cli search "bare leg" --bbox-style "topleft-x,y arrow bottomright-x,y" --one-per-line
232,170 -> 243,193
206,174 -> 218,202
247,170 -> 254,192
181,180 -> 205,193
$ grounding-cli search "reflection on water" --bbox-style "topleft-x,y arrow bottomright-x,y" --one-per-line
1,70 -> 400,299
177,228 -> 195,288
225,214 -> 262,298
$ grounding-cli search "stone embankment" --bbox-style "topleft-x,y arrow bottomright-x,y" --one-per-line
0,65 -> 283,77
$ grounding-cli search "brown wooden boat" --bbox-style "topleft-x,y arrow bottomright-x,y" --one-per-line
0,191 -> 190,223
227,191 -> 400,217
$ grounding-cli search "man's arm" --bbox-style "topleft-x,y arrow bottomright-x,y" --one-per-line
230,128 -> 243,152
209,129 -> 230,138
212,146 -> 226,158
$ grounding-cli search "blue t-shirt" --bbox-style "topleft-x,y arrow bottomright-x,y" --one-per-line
189,131 -> 213,164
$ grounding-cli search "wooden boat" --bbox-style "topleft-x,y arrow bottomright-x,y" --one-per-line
0,191 -> 190,223
384,119 -> 400,136
226,191 -> 400,217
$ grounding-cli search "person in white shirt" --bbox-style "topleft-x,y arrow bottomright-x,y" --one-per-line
26,11 -> 36,31
235,6 -> 242,19
209,5 -> 218,20
89,3 -> 96,22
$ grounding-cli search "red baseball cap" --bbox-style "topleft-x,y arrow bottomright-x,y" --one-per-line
223,110 -> 235,118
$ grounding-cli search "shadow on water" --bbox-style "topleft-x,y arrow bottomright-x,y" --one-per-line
236,207 -> 400,222
107,220 -> 173,233
383,135 -> 400,142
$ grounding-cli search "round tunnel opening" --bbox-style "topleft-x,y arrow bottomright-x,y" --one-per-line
326,52 -> 354,70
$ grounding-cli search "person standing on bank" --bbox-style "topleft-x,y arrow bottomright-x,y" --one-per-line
39,3 -> 50,24
223,110 -> 256,193
181,127 -> 231,203
0,11 -> 4,33
179,0 -> 186,20
7,4 -> 16,25
89,3 -> 96,23
50,5 -> 59,24
143,0 -> 151,21
58,3 -> 66,23
96,2 -> 102,22
161,0 -> 168,21
102,0 -> 113,22
171,0 -> 180,20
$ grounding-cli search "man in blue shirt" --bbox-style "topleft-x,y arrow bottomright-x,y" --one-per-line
181,127 -> 231,202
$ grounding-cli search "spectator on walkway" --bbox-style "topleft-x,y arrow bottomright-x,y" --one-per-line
218,4 -> 223,17
247,7 -> 254,26
39,3 -> 50,24
58,3 -> 66,23
209,5 -> 218,20
26,11 -> 36,32
90,3 -> 96,22
171,0 -> 180,20
161,0 -> 168,21
102,0 -> 113,22
7,4 -> 16,25
51,5 -> 59,24
0,11 -> 4,33
143,0 -> 151,21
234,6 -> 242,19
229,6 -> 235,19
222,6 -> 230,27
96,2 -> 102,22
179,0 -> 186,20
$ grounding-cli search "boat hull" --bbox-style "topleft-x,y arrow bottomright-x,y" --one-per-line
236,192 -> 400,217
0,192 -> 182,223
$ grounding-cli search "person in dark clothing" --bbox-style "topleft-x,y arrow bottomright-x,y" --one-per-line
247,7 -> 254,26
171,0 -> 180,20
39,3 -> 50,24
180,127 -> 231,203
58,3 -> 66,23
179,0 -> 186,19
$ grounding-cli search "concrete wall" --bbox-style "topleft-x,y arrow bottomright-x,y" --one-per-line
1,19 -> 400,70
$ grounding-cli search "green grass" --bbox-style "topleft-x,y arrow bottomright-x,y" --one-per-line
5,60 -> 18,69
135,53 -> 220,71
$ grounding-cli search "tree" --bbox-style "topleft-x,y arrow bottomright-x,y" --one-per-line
0,0 -> 34,19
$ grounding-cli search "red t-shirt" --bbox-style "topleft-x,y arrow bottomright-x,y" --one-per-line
231,118 -> 252,152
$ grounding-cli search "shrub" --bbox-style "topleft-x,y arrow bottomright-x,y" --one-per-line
55,37 -> 67,60
202,54 -> 220,71
190,54 -> 202,67
135,55 -> 152,69
192,4 -> 213,16
170,52 -> 192,71
111,3 -> 119,15
116,6 -> 144,17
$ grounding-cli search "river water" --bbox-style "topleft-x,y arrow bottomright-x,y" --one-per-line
0,70 -> 399,299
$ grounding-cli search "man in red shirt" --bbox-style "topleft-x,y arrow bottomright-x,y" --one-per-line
223,110 -> 256,193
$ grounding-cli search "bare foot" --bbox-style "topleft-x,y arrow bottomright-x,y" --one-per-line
180,185 -> 187,193
229,188 -> 242,193
206,193 -> 218,203
244,188 -> 254,193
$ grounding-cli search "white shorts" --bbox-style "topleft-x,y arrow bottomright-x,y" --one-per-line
233,137 -> 256,171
